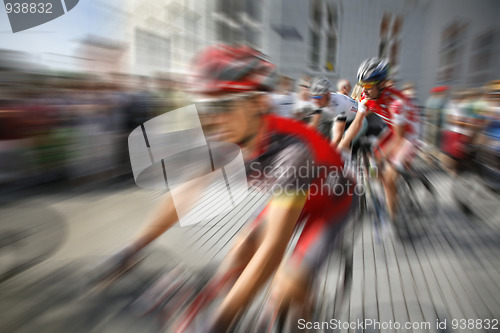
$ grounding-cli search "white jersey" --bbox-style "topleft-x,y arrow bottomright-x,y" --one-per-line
294,98 -> 315,117
271,92 -> 295,118
316,93 -> 358,139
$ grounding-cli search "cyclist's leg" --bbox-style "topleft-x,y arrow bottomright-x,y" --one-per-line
171,205 -> 278,333
89,192 -> 181,283
331,120 -> 347,146
372,131 -> 398,220
380,162 -> 398,221
383,138 -> 416,220
134,207 -> 272,318
98,172 -> 220,271
212,205 -> 271,283
266,193 -> 355,318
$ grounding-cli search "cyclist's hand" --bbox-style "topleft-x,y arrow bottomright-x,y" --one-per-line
357,99 -> 368,113
340,149 -> 351,163
337,142 -> 350,154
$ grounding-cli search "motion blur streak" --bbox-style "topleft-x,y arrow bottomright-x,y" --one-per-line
0,0 -> 499,332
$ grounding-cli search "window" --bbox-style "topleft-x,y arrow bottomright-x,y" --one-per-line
389,16 -> 402,68
245,0 -> 261,22
214,0 -> 261,47
311,0 -> 322,27
309,0 -> 322,70
308,0 -> 339,72
325,3 -> 338,72
379,13 -> 402,71
310,30 -> 321,69
326,34 -> 337,71
468,30 -> 495,85
437,21 -> 467,84
379,13 -> 391,58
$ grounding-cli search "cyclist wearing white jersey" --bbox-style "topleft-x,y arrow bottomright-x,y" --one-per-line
306,77 -> 359,145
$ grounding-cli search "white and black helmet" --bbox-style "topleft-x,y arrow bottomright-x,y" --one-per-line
357,58 -> 390,82
310,77 -> 333,96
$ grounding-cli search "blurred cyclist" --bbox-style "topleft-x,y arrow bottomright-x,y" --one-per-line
97,44 -> 357,332
306,76 -> 359,145
440,90 -> 476,176
482,81 -> 500,147
271,75 -> 295,118
338,58 -> 419,223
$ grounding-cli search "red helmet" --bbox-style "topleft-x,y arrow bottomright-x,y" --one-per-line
190,44 -> 277,95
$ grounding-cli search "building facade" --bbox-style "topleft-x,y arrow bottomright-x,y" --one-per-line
75,0 -> 500,101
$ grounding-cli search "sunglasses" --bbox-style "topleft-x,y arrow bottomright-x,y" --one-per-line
196,93 -> 257,115
359,81 -> 380,89
311,95 -> 324,99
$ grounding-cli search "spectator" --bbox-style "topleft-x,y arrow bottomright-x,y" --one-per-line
401,82 -> 423,140
424,86 -> 450,147
293,75 -> 314,120
440,90 -> 475,175
271,75 -> 295,118
337,79 -> 352,96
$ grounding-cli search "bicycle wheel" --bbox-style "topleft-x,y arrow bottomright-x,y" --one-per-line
359,151 -> 388,237
355,150 -> 368,220
398,168 -> 438,220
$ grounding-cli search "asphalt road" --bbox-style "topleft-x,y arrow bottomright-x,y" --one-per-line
0,170 -> 499,332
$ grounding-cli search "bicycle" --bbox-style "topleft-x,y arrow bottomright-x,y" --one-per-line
352,136 -> 391,240
248,227 -> 356,333
352,137 -> 439,240
396,142 -> 439,219
88,183 -> 360,332
153,217 -> 358,332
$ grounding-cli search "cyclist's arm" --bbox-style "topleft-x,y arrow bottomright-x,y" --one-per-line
338,108 -> 366,151
210,192 -> 307,331
331,119 -> 346,147
294,109 -> 304,121
333,95 -> 360,147
128,174 -> 210,252
308,112 -> 321,129
381,123 -> 406,160
382,101 -> 409,159
128,193 -> 178,252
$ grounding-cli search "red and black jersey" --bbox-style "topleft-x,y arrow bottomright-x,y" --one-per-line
361,87 -> 418,140
245,114 -> 354,215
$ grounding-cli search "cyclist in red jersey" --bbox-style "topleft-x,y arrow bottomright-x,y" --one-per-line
338,58 -> 418,222
97,44 -> 357,332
